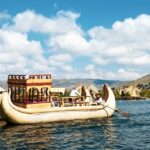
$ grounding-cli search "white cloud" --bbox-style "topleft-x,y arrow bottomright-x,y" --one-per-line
0,52 -> 27,64
48,12 -> 150,71
118,55 -> 150,65
85,64 -> 95,72
84,64 -> 99,79
115,68 -> 141,80
4,10 -> 81,34
0,28 -> 47,78
48,54 -> 73,73
83,66 -> 141,80
0,11 -> 11,20
49,54 -> 72,63
49,31 -> 90,54
61,65 -> 73,72
0,29 -> 43,55
92,56 -> 109,65
61,65 -> 142,80
87,14 -> 150,71
0,10 -> 150,80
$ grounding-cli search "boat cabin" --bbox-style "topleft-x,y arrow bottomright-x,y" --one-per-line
7,74 -> 90,108
7,74 -> 52,108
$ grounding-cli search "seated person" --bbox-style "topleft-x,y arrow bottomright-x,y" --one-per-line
94,94 -> 104,104
70,87 -> 80,96
70,88 -> 82,105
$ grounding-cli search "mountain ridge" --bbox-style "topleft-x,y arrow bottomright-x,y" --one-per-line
0,74 -> 149,89
0,78 -> 123,89
130,74 -> 150,86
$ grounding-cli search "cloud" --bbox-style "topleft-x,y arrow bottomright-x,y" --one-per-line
48,13 -> 150,70
91,56 -> 109,65
87,14 -> 150,71
0,11 -> 11,20
0,28 -> 47,77
0,10 -> 81,78
49,53 -> 72,63
118,55 -> 150,66
48,54 -> 73,72
85,64 -> 95,71
0,10 -> 149,80
49,31 -> 90,54
83,66 -> 141,80
110,68 -> 141,80
0,29 -> 43,55
0,52 -> 26,64
4,10 -> 81,34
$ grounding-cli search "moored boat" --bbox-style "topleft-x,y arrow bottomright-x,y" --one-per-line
0,74 -> 116,124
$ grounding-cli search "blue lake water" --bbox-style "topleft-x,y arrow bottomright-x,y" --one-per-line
0,100 -> 150,150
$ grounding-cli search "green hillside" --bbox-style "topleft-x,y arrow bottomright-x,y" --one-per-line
131,74 -> 150,86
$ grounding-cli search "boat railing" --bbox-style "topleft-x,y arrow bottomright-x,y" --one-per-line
8,75 -> 26,80
28,74 -> 51,79
11,90 -> 92,107
8,74 -> 51,80
59,96 -> 92,107
11,92 -> 52,104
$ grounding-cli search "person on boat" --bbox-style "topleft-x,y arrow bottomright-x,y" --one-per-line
94,94 -> 103,104
70,87 -> 80,96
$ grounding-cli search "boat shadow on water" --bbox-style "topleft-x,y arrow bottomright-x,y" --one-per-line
0,118 -> 118,149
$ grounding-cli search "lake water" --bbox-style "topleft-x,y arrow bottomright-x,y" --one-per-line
0,100 -> 150,150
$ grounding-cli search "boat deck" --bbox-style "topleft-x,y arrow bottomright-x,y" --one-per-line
13,96 -> 90,108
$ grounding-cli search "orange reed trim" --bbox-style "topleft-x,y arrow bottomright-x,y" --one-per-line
26,82 -> 52,86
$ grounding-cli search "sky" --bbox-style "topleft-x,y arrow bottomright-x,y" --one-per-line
0,0 -> 150,80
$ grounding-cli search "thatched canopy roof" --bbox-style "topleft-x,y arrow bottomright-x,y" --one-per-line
87,84 -> 99,94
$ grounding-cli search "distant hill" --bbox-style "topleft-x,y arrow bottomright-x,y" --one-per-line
115,74 -> 150,88
1,74 -> 149,90
130,74 -> 150,86
53,79 -> 123,88
0,79 -> 123,90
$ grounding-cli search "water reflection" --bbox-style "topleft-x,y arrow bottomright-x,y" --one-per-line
0,118 -> 118,149
0,124 -> 54,149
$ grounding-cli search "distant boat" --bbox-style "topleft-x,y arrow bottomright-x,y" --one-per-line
0,74 -> 116,124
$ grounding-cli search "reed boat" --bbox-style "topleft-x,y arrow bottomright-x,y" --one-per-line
0,74 -> 116,124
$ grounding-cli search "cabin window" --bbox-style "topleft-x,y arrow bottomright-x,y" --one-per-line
41,87 -> 49,101
29,88 -> 39,102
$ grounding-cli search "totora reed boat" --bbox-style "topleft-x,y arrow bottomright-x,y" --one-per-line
0,74 -> 116,124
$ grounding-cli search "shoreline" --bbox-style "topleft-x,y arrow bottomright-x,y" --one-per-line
116,97 -> 150,100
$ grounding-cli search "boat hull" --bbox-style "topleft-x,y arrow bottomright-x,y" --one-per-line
0,84 -> 116,124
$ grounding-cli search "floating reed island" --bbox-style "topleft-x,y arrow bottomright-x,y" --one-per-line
0,74 -> 116,124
